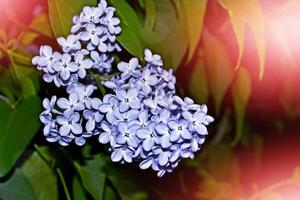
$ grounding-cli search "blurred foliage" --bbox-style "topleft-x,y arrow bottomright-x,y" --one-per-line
0,0 -> 300,199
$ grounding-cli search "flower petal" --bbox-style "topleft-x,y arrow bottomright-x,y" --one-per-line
111,149 -> 123,162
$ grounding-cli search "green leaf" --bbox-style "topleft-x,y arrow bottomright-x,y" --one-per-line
48,0 -> 97,37
107,166 -> 148,200
108,0 -> 144,59
219,0 -> 265,79
72,176 -> 87,200
12,63 -> 38,98
203,28 -> 234,114
143,0 -> 188,69
188,58 -> 209,104
21,152 -> 58,200
231,67 -> 251,146
182,0 -> 208,62
74,156 -> 106,200
137,0 -> 145,8
0,170 -> 35,200
108,0 -> 142,31
117,24 -> 144,60
0,96 -> 42,177
144,0 -> 156,30
0,69 -> 19,104
104,186 -> 118,200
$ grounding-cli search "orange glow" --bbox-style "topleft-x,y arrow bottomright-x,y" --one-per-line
265,1 -> 300,69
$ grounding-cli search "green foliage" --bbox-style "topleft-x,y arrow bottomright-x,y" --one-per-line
73,176 -> 88,200
0,170 -> 35,200
117,25 -> 144,60
109,0 -> 190,69
144,0 -> 156,30
0,70 -> 19,104
103,186 -> 118,200
188,59 -> 209,103
0,96 -> 41,177
148,0 -> 188,69
48,0 -> 97,37
182,0 -> 208,63
108,0 -> 144,59
21,152 -> 58,200
74,156 -> 106,200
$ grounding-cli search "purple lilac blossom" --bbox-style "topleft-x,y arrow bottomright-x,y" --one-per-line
33,0 -> 214,177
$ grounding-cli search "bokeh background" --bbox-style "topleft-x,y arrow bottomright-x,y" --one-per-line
1,0 -> 300,199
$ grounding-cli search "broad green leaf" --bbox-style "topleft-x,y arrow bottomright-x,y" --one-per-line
108,0 -> 144,59
219,0 -> 265,79
0,69 -> 19,104
0,96 -> 42,177
108,0 -> 142,30
0,170 -> 35,200
109,0 -> 188,69
144,0 -> 156,30
72,176 -> 87,200
19,77 -> 36,98
11,64 -> 38,98
21,152 -> 58,200
74,156 -> 106,200
117,24 -> 144,60
182,0 -> 208,62
48,0 -> 97,37
106,166 -> 148,200
137,0 -> 145,8
103,186 -> 118,200
188,58 -> 209,103
231,67 -> 251,146
145,0 -> 188,69
203,28 -> 234,114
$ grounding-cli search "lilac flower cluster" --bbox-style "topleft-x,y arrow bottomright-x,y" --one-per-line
33,0 -> 214,176
34,0 -> 120,145
32,0 -> 119,87
98,49 -> 214,176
